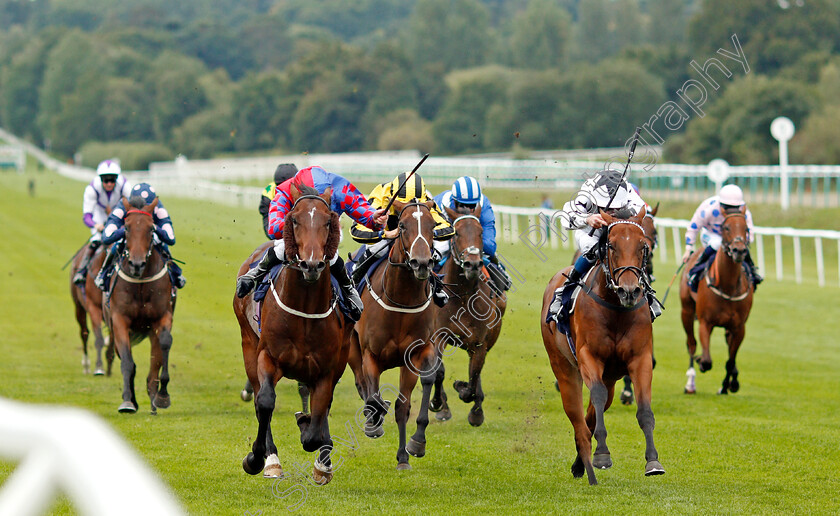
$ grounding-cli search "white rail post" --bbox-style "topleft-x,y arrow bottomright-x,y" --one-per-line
672,226 -> 682,265
793,236 -> 802,284
815,237 -> 824,287
511,213 -> 519,242
756,234 -> 765,278
658,222 -> 668,264
775,235 -> 784,280
771,117 -> 795,211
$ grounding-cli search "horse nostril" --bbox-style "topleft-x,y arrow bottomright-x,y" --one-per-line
408,259 -> 419,269
633,287 -> 642,298
299,261 -> 310,271
316,261 -> 326,272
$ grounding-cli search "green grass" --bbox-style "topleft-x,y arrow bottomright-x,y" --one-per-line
1,167 -> 839,515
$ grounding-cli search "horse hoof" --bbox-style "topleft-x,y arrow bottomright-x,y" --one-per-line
684,388 -> 696,395
240,389 -> 253,402
717,388 -> 728,395
571,458 -> 585,478
396,462 -> 412,471
467,409 -> 484,427
295,411 -> 311,428
242,453 -> 264,475
730,380 -> 740,393
364,425 -> 384,439
94,368 -> 105,376
406,438 -> 426,458
453,380 -> 468,395
435,408 -> 452,421
118,401 -> 137,413
263,455 -> 283,478
645,460 -> 665,476
593,453 -> 612,470
154,394 -> 170,409
620,389 -> 634,405
429,398 -> 443,412
313,460 -> 333,485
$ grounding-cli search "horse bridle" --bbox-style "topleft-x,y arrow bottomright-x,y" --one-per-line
379,200 -> 433,309
118,209 -> 162,281
450,215 -> 482,269
720,213 -> 748,260
602,220 -> 650,292
643,212 -> 658,250
283,194 -> 331,272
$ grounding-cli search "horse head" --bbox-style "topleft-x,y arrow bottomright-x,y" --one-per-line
122,196 -> 158,278
445,204 -> 483,281
285,183 -> 340,283
601,206 -> 649,308
721,206 -> 749,264
391,199 -> 436,280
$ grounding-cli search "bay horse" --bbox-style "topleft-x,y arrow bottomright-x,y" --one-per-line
104,197 -> 175,414
69,245 -> 109,376
234,184 -> 350,484
348,199 -> 439,470
430,205 -> 506,426
540,207 -> 664,485
679,207 -> 754,395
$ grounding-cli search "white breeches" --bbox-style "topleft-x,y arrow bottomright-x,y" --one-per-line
701,230 -> 722,250
273,238 -> 339,265
574,228 -> 603,255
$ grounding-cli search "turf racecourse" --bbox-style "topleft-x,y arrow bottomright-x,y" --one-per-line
1,168 -> 839,515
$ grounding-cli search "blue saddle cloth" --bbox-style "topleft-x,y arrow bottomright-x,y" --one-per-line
345,245 -> 388,293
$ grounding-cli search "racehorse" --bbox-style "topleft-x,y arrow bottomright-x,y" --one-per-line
563,203 -> 659,406
234,184 -> 350,484
541,207 -> 664,485
348,199 -> 439,470
69,246 -> 109,376
679,207 -> 754,395
104,198 -> 176,414
430,205 -> 506,426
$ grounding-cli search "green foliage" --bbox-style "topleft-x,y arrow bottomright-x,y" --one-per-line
171,108 -> 236,158
573,0 -> 613,62
78,140 -> 174,170
647,0 -> 687,45
149,51 -> 209,141
508,0 -> 571,69
672,75 -> 816,165
408,0 -> 495,71
375,109 -> 434,153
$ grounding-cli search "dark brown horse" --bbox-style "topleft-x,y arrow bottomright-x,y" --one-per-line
348,199 -> 439,470
104,198 -> 175,414
70,245 -> 110,376
430,205 -> 506,426
679,208 -> 754,395
234,184 -> 350,484
541,207 -> 664,485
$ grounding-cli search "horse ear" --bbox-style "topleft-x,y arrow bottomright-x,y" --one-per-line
444,206 -> 458,220
320,187 -> 332,205
391,199 -> 406,214
740,204 -> 746,214
290,182 -> 301,202
146,197 -> 159,212
425,200 -> 436,212
599,208 -> 615,225
632,205 -> 647,224
651,202 -> 659,217
122,196 -> 129,209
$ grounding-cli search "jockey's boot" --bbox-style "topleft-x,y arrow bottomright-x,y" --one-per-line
94,244 -> 119,290
744,252 -> 763,290
647,291 -> 664,321
546,267 -> 583,324
237,248 -> 281,298
688,245 -> 716,293
330,257 -> 363,321
486,256 -> 513,292
351,247 -> 379,284
169,261 -> 187,289
73,241 -> 100,285
431,275 -> 449,307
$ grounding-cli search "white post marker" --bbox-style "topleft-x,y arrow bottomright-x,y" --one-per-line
707,159 -> 730,194
771,117 -> 795,211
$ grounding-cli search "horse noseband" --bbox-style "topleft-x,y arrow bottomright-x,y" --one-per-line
603,220 -> 649,292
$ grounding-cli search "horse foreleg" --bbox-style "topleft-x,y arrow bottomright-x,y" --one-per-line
348,331 -> 367,401
721,326 -> 745,394
462,347 -> 488,426
298,382 -> 310,414
300,377 -> 336,485
696,320 -> 714,373
74,298 -> 90,374
243,350 -> 279,476
407,348 -> 437,460
430,359 -> 451,421
147,332 -> 163,415
111,315 -> 137,413
395,366 -> 420,470
584,380 -> 614,471
105,330 -> 115,377
627,353 -> 664,477
361,351 -> 386,438
154,314 -> 174,409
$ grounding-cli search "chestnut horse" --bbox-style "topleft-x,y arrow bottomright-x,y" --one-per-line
679,208 -> 754,395
430,205 -> 506,426
348,199 -> 439,470
104,198 -> 175,414
69,246 -> 109,376
541,207 -> 664,485
234,184 -> 350,485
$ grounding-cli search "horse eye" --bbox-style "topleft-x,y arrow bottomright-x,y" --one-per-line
398,222 -> 405,230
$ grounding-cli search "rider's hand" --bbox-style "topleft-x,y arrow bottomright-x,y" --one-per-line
94,223 -> 105,232
682,248 -> 693,263
586,214 -> 607,229
383,228 -> 400,239
373,209 -> 388,228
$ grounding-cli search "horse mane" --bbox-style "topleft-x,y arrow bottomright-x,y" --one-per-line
128,196 -> 146,209
284,212 -> 299,260
294,182 -> 320,198
612,206 -> 634,219
325,212 -> 340,259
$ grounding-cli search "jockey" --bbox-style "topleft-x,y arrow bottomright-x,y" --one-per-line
349,172 -> 454,306
682,184 -> 762,292
73,160 -> 132,284
235,166 -> 388,320
94,183 -> 185,290
259,163 -> 298,239
433,176 -> 512,293
546,169 -> 663,324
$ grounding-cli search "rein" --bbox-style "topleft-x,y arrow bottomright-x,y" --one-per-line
117,209 -> 164,284
270,277 -> 337,319
601,220 -> 650,293
283,194 -> 333,272
450,215 -> 482,270
705,213 -> 750,301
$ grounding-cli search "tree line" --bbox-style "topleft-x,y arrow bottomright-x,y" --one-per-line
1,0 -> 839,170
